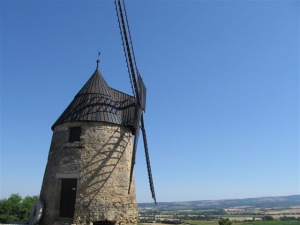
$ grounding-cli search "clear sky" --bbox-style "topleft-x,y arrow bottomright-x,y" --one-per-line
1,0 -> 299,203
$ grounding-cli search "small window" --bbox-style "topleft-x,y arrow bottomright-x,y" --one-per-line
69,127 -> 81,142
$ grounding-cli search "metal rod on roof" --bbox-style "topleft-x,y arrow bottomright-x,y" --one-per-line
96,50 -> 101,69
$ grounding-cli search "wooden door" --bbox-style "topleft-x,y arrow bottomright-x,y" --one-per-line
60,179 -> 77,218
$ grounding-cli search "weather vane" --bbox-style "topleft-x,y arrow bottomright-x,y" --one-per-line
96,49 -> 101,69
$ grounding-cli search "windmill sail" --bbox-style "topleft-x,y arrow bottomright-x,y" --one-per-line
137,72 -> 147,111
115,0 -> 138,100
115,0 -> 156,204
141,114 -> 156,203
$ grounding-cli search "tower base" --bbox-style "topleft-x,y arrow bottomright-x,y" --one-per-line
39,122 -> 138,225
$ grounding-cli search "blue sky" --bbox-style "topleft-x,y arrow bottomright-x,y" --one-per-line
1,0 -> 299,203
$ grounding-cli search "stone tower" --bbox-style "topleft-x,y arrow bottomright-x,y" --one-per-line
39,65 -> 138,225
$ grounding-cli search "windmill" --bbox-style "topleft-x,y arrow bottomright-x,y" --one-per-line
33,1 -> 156,225
115,0 -> 157,204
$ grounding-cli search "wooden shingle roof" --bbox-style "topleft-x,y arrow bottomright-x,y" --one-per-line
52,69 -> 136,133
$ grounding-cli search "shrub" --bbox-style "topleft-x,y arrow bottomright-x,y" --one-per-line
262,215 -> 274,221
218,218 -> 232,225
0,194 -> 38,223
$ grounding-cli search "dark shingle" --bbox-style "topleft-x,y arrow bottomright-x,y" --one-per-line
52,69 -> 136,133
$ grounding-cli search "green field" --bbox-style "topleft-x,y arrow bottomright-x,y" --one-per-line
185,220 -> 300,225
234,221 -> 300,225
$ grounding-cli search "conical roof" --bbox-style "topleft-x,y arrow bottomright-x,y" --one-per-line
76,69 -> 111,97
52,68 -> 136,132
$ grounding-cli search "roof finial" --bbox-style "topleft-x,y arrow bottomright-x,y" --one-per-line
96,49 -> 101,69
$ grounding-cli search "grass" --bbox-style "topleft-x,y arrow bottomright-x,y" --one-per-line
185,221 -> 219,225
184,220 -> 300,225
235,221 -> 300,225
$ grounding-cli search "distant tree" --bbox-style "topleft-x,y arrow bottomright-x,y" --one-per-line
218,218 -> 232,225
280,216 -> 297,221
0,194 -> 38,223
161,220 -> 182,224
262,215 -> 274,221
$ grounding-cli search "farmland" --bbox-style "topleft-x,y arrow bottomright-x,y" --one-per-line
138,195 -> 300,225
184,220 -> 300,225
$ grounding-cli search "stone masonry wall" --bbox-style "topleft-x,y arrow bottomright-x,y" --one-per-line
39,122 -> 138,225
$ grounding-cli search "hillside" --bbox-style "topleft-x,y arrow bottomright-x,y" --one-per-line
139,195 -> 300,210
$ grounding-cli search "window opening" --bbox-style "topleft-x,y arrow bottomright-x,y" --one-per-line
69,127 -> 81,142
